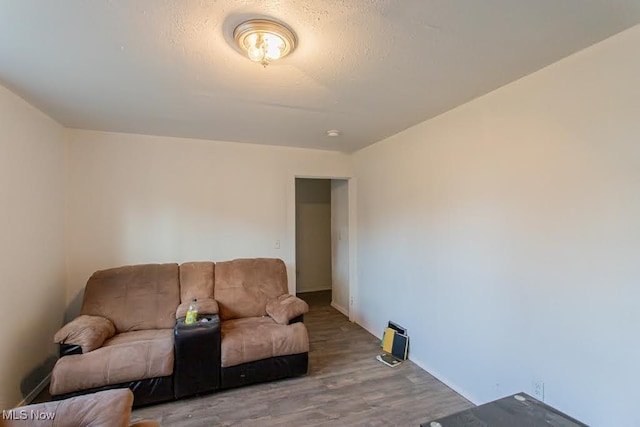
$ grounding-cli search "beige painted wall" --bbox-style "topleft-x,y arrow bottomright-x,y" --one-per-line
65,130 -> 352,311
0,85 -> 66,408
295,179 -> 332,293
353,25 -> 640,426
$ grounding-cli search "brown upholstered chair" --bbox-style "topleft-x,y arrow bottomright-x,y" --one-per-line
214,258 -> 310,388
0,389 -> 158,427
50,264 -> 181,405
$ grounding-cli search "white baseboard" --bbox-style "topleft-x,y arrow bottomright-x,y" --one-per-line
330,301 -> 349,317
18,372 -> 51,407
408,355 -> 479,405
356,317 -> 381,340
351,318 -> 478,406
297,285 -> 332,293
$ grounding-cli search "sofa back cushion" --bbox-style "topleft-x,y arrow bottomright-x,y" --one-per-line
179,262 -> 215,302
81,263 -> 180,332
214,258 -> 288,320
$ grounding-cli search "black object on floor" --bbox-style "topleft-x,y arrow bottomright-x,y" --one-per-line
420,393 -> 587,427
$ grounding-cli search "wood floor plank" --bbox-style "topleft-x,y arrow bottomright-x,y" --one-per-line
128,290 -> 475,426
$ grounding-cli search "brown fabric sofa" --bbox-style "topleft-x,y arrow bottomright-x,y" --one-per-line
0,389 -> 158,427
49,258 -> 309,405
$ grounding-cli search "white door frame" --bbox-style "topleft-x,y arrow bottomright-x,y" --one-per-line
287,174 -> 357,322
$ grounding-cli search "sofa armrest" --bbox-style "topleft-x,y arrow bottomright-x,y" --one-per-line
266,294 -> 309,325
173,314 -> 221,398
175,298 -> 219,319
53,315 -> 116,354
1,388 -> 134,427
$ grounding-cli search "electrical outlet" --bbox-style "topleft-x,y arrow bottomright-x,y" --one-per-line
532,381 -> 544,401
275,239 -> 280,249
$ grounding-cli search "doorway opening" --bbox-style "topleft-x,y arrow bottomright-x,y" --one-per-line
295,178 -> 350,316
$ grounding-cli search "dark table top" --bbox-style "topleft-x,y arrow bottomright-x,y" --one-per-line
421,393 -> 587,427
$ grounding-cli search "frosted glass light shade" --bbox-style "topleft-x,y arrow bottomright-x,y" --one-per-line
233,19 -> 297,67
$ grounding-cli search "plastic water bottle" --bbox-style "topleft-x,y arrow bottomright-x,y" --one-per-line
185,298 -> 198,325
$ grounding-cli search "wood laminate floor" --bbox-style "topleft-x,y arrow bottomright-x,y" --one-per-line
132,291 -> 473,426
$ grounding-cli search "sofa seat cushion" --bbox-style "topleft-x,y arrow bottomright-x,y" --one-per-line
50,329 -> 174,396
220,317 -> 309,368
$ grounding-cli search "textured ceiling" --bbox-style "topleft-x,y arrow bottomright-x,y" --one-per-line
1,1 -> 639,152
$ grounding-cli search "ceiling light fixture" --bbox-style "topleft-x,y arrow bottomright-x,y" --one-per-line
233,19 -> 297,67
326,130 -> 340,137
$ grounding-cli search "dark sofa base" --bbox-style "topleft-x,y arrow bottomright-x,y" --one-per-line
52,354 -> 308,406
221,352 -> 309,389
52,375 -> 174,407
